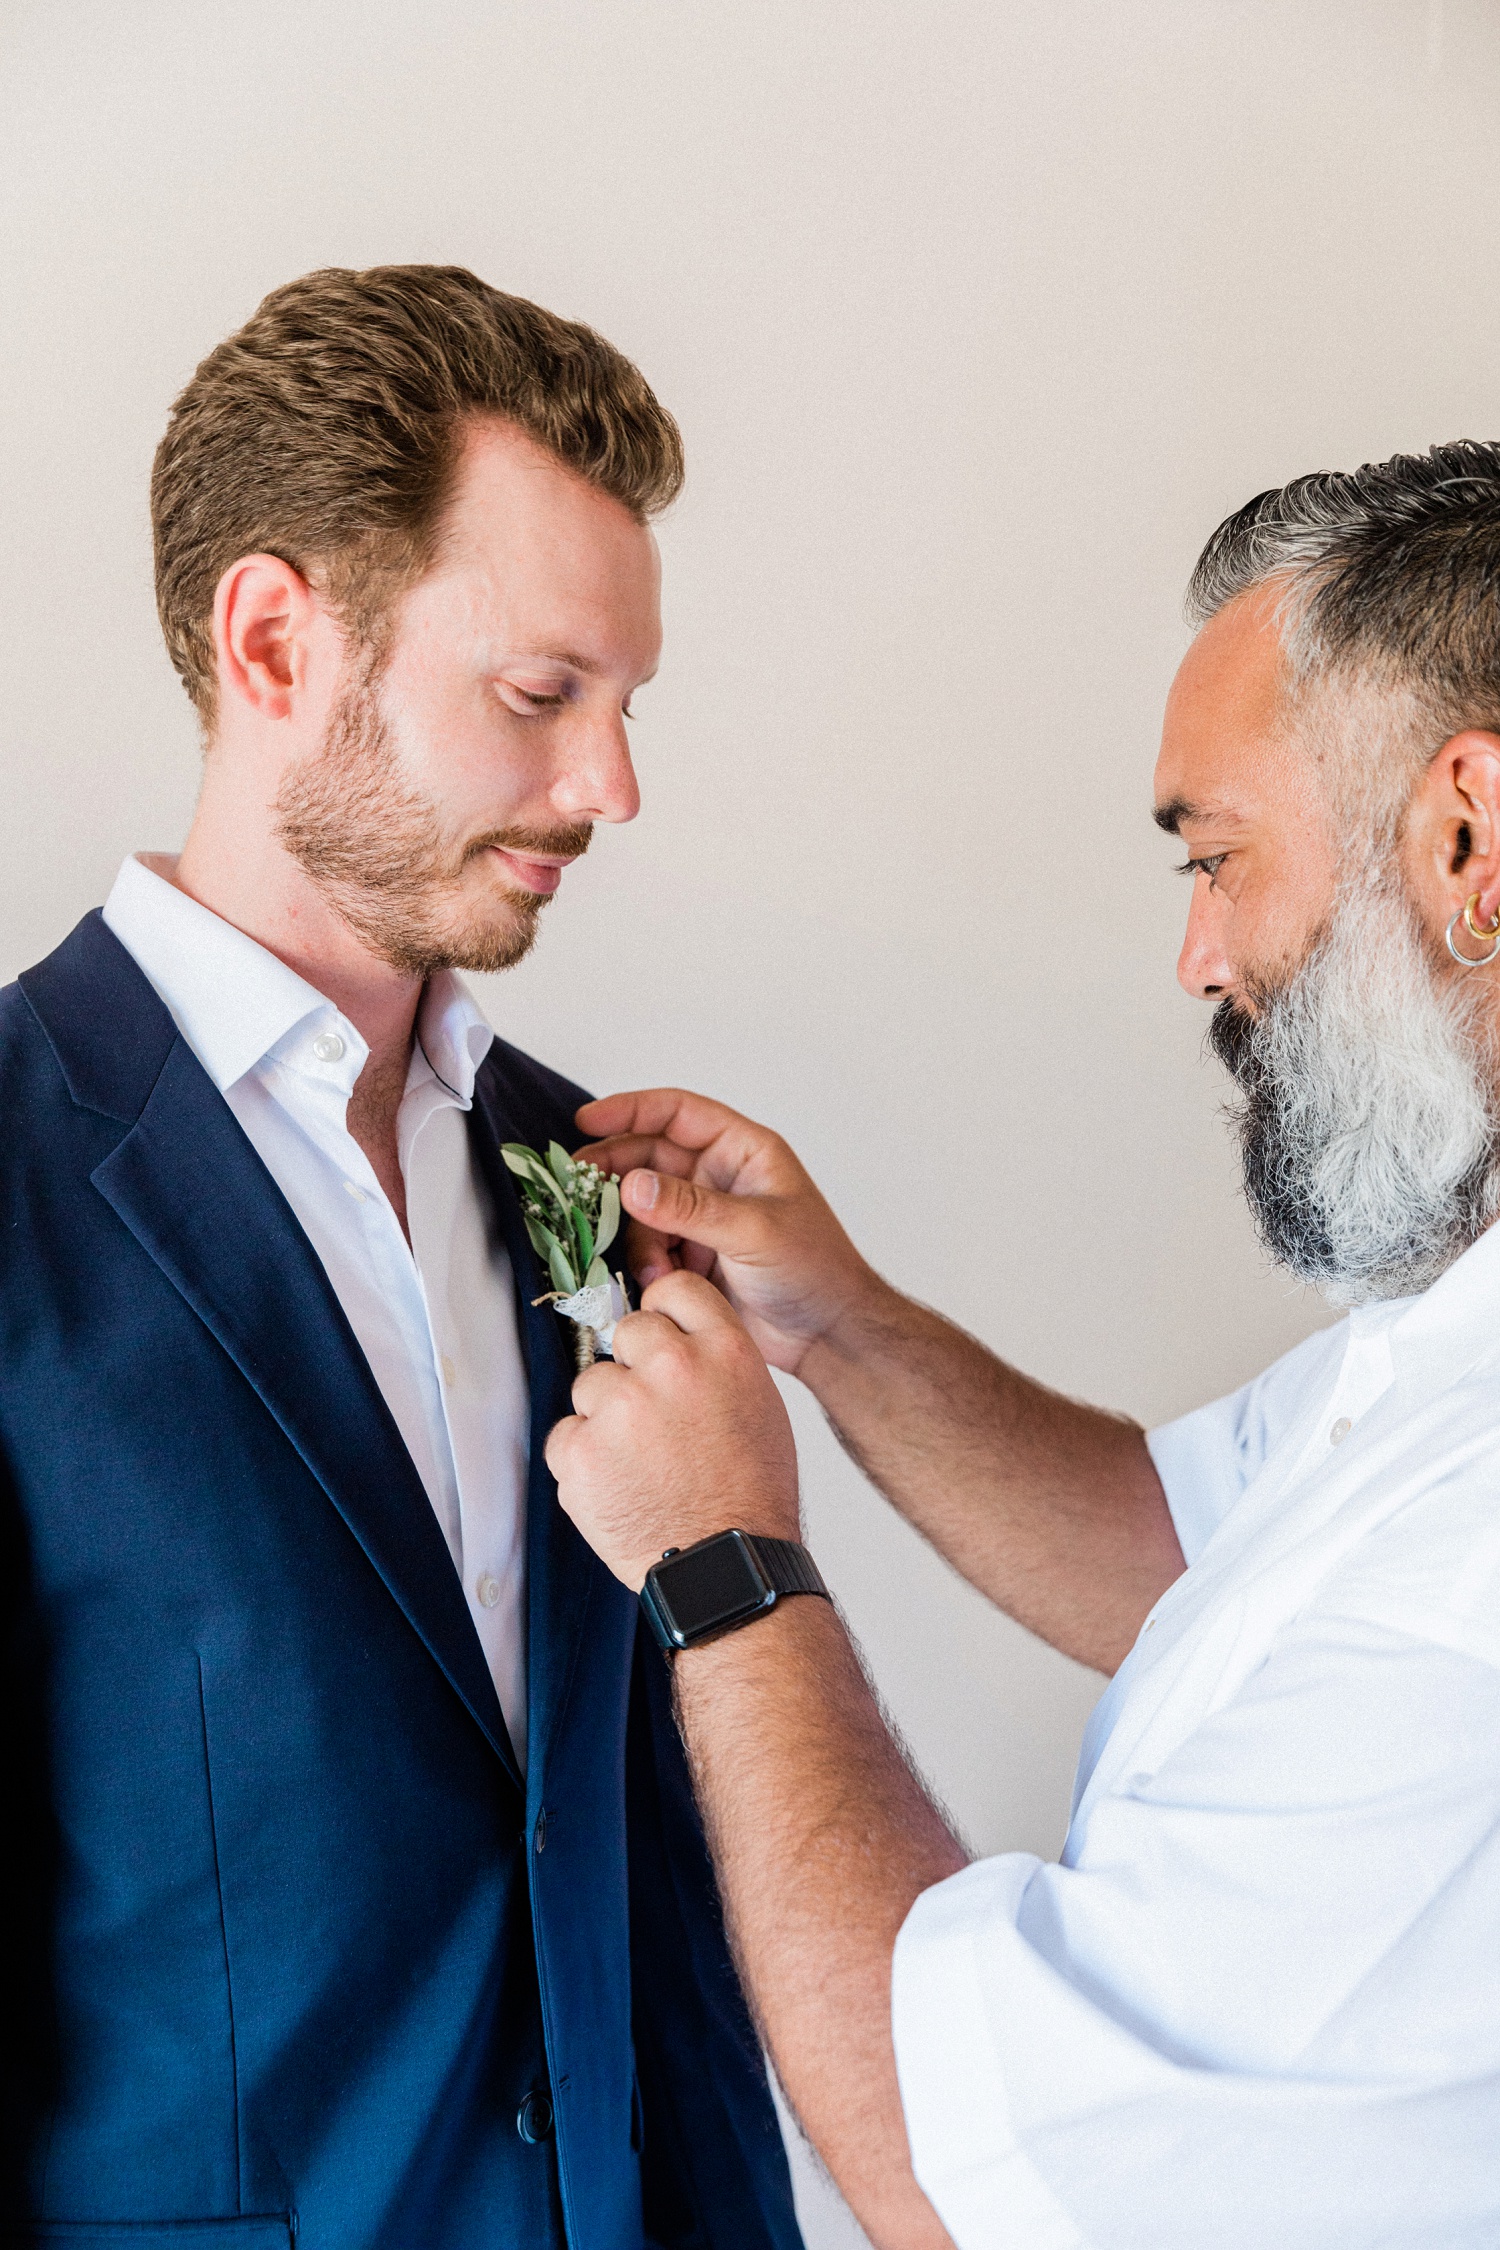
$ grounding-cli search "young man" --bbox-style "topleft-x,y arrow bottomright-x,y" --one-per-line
550,445 -> 1500,2248
0,267 -> 800,2250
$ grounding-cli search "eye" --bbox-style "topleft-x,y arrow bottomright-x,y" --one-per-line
1177,854 -> 1228,884
496,680 -> 568,716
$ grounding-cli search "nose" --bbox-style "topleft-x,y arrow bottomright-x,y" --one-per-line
552,708 -> 641,827
1177,875 -> 1235,1001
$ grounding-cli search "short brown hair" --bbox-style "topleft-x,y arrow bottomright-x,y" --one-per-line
151,264 -> 684,722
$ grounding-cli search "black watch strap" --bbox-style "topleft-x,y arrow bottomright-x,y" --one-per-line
640,1528 -> 831,1653
749,1534 -> 828,1600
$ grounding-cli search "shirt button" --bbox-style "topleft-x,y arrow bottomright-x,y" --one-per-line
476,1573 -> 502,1609
441,1354 -> 457,1386
342,1180 -> 368,1202
1330,1416 -> 1352,1445
312,1031 -> 346,1062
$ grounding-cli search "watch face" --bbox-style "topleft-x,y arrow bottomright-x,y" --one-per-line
653,1533 -> 772,1642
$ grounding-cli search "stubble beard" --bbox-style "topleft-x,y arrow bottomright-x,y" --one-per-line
273,657 -> 592,980
1210,865 -> 1500,1306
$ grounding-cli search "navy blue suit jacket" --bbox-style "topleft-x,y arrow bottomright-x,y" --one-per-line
0,913 -> 801,2250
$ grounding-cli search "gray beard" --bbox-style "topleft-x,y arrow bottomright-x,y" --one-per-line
1210,870 -> 1500,1306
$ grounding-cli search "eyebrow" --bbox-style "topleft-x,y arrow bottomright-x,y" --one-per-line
501,649 -> 660,687
522,648 -> 604,677
1152,796 -> 1247,836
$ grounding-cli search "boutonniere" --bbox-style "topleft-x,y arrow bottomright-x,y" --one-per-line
502,1140 -> 629,1368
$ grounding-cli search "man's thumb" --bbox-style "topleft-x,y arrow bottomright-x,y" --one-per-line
623,1168 -> 747,1252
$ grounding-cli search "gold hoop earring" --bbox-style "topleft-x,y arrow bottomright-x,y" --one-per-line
1447,900 -> 1500,968
1465,892 -> 1500,941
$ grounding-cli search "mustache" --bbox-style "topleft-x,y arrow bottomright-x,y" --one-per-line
1208,994 -> 1257,1080
1208,982 -> 1286,1087
464,822 -> 594,865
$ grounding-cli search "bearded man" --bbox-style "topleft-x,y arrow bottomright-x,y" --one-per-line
546,444 -> 1500,2249
0,267 -> 801,2250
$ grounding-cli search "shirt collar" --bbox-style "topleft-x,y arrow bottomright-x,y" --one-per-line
101,854 -> 494,1101
411,971 -> 494,1108
103,855 -> 339,1092
1381,1212 -> 1500,1393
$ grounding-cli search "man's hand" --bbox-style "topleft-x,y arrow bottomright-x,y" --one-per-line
545,1269 -> 801,1591
575,1088 -> 884,1377
580,1087 -> 1180,1675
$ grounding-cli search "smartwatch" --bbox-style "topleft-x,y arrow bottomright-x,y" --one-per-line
640,1529 -> 831,1653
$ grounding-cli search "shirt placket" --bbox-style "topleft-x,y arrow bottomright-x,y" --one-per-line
398,1059 -> 527,1758
1277,1316 -> 1399,1501
402,1092 -> 510,1590
397,1078 -> 473,1570
266,1026 -> 466,1564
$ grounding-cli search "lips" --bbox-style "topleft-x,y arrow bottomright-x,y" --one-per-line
487,845 -> 575,896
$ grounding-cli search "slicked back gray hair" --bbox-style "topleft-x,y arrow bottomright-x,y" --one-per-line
1187,441 -> 1500,833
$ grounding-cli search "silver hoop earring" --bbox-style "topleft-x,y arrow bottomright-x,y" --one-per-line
1446,908 -> 1500,968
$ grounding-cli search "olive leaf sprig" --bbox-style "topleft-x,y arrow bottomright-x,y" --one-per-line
501,1140 -> 622,1298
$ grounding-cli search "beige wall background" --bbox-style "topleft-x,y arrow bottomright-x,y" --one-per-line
4,1 -> 1499,2238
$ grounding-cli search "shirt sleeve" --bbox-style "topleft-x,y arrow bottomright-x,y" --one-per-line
1147,1321 -> 1343,1562
891,1614 -> 1500,2249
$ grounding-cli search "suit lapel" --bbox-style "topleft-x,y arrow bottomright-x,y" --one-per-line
469,1058 -> 616,1799
22,915 -> 522,1790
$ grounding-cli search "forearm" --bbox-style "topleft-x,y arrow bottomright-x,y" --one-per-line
801,1280 -> 1184,1673
672,1597 -> 966,2250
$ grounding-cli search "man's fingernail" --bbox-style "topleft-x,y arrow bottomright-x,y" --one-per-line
634,1169 -> 660,1210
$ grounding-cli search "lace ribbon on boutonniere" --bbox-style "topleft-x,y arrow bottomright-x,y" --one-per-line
502,1141 -> 629,1369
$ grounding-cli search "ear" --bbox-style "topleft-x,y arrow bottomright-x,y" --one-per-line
212,553 -> 320,723
1403,730 -> 1500,934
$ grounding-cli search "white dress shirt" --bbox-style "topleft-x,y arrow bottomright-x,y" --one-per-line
892,1222 -> 1500,2247
102,854 -> 531,1761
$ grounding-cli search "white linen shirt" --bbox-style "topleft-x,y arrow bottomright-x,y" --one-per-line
102,853 -> 531,1761
892,1223 -> 1500,2247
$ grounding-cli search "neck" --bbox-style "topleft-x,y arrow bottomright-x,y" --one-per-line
170,743 -> 423,1078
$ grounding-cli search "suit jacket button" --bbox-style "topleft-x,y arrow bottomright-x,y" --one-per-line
517,2089 -> 554,2143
